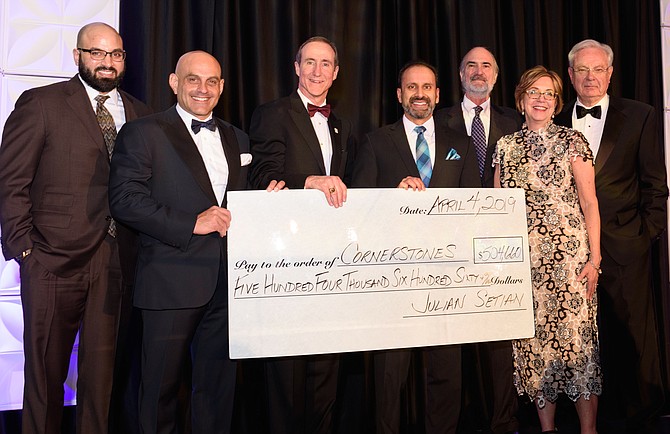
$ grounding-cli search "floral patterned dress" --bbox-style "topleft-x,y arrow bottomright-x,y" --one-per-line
493,122 -> 602,407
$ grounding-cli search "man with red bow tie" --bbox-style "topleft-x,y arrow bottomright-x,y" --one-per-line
248,36 -> 356,434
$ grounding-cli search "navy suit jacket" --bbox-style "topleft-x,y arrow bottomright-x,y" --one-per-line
555,97 -> 668,265
249,91 -> 355,189
351,117 -> 480,189
434,103 -> 521,188
109,106 -> 249,309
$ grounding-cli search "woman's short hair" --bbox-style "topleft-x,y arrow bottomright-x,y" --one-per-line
514,65 -> 563,115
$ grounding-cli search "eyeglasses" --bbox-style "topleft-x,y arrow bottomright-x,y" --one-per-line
525,89 -> 557,100
77,48 -> 126,62
572,66 -> 610,76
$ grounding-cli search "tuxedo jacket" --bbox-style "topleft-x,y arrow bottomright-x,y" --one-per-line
555,97 -> 668,265
109,106 -> 249,309
0,75 -> 151,277
351,118 -> 481,189
249,91 -> 355,189
434,103 -> 522,188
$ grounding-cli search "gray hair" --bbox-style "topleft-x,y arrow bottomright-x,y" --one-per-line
568,39 -> 614,67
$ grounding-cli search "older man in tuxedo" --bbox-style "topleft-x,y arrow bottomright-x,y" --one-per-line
109,51 -> 249,434
0,22 -> 150,434
352,61 -> 480,434
248,36 -> 356,434
434,46 -> 521,434
555,39 -> 668,434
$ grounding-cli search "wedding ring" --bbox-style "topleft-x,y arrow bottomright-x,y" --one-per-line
329,187 -> 336,194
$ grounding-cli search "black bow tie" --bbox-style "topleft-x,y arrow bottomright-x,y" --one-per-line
576,105 -> 602,119
191,118 -> 216,134
307,103 -> 331,118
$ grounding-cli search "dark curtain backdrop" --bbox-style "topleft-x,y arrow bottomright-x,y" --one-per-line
115,0 -> 670,432
0,2 -> 667,434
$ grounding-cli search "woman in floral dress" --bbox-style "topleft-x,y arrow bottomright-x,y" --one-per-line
493,66 -> 602,434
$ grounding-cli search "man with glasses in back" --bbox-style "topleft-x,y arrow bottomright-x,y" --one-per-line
0,22 -> 151,434
555,39 -> 668,434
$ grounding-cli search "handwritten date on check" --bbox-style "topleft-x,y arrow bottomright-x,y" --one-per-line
227,188 -> 533,358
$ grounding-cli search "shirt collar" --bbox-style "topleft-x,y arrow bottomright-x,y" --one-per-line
403,115 -> 435,137
175,104 -> 214,132
462,95 -> 491,114
297,88 -> 327,110
78,75 -> 120,106
576,94 -> 609,110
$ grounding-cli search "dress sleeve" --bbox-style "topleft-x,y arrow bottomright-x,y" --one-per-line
568,130 -> 594,163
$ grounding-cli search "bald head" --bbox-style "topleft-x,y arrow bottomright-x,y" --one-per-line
169,51 -> 225,119
73,22 -> 125,93
76,22 -> 122,48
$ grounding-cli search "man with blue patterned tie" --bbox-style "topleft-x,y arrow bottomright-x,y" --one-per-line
434,47 -> 522,434
351,61 -> 479,434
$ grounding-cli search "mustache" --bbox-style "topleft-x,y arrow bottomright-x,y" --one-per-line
470,74 -> 487,81
95,66 -> 117,73
409,96 -> 431,104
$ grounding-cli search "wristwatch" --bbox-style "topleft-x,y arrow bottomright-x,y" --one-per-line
14,248 -> 32,264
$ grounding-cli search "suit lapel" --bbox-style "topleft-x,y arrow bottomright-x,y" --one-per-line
64,76 -> 108,156
597,100 -> 624,175
446,105 -> 467,135
160,107 -> 218,204
389,120 -> 420,178
218,121 -> 241,204
431,126 -> 456,186
329,115 -> 343,177
289,93 -> 326,174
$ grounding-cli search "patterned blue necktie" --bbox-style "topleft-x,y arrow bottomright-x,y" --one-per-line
471,105 -> 487,178
414,125 -> 432,186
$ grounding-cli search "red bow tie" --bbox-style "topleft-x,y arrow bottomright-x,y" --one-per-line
307,103 -> 331,118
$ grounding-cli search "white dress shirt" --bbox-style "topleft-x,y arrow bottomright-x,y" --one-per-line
461,96 -> 491,140
176,104 -> 229,205
297,89 -> 333,175
571,94 -> 609,159
402,115 -> 436,167
79,76 -> 126,132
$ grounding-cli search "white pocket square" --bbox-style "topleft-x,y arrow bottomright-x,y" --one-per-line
445,148 -> 461,160
240,153 -> 252,166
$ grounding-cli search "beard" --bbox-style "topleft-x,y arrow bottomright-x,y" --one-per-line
463,74 -> 493,97
403,96 -> 434,120
79,62 -> 125,93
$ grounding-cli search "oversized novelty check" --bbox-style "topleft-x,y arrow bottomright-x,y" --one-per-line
227,188 -> 534,358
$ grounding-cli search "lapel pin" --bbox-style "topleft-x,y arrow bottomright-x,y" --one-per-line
334,128 -> 339,134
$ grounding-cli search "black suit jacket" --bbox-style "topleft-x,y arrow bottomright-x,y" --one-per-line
0,75 -> 151,277
555,97 -> 668,265
351,118 -> 480,189
435,103 -> 521,187
109,106 -> 249,309
249,91 -> 355,189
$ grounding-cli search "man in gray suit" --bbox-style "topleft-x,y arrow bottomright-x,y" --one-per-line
434,47 -> 521,434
